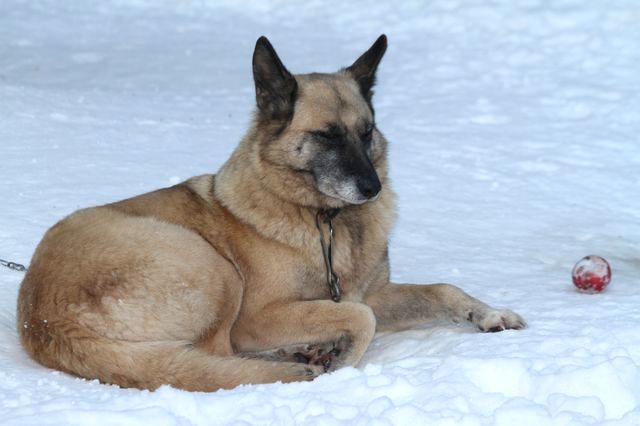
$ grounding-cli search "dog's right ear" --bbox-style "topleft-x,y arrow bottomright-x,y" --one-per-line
252,36 -> 297,120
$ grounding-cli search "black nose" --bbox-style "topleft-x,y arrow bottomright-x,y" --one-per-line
356,175 -> 382,200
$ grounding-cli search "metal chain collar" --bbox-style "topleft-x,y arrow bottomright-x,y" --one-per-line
315,208 -> 342,303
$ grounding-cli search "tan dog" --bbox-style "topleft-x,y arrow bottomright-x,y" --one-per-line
17,35 -> 525,392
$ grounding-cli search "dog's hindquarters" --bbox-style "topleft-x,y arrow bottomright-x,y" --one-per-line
17,206 -> 322,390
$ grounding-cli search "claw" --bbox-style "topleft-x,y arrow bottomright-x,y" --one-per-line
479,310 -> 526,333
322,357 -> 332,372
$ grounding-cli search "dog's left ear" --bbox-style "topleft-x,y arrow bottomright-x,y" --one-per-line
346,34 -> 387,98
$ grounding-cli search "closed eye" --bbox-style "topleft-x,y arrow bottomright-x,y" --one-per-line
310,124 -> 346,141
310,130 -> 336,140
361,126 -> 374,143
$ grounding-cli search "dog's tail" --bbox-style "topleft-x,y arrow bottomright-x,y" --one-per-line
20,318 -> 318,391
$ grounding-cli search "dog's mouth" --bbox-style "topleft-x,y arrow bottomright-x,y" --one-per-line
317,179 -> 381,205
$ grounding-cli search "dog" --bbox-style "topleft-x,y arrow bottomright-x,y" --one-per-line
17,35 -> 526,392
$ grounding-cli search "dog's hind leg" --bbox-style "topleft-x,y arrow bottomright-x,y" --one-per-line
239,342 -> 337,371
22,321 -> 324,392
363,283 -> 526,333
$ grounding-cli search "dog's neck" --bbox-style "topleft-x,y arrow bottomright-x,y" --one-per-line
215,137 -> 328,249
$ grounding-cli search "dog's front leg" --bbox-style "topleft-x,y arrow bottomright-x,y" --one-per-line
234,300 -> 376,371
364,283 -> 526,333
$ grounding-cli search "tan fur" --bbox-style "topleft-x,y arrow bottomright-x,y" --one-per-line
17,38 -> 525,392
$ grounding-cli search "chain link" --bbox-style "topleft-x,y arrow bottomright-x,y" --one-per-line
316,209 -> 342,302
0,258 -> 27,272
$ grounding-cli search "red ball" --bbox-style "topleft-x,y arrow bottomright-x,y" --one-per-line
572,255 -> 611,293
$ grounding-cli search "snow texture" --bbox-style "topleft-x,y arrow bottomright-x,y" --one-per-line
2,0 -> 640,424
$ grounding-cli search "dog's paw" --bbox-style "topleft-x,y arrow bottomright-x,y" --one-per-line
292,343 -> 339,372
259,361 -> 325,384
478,309 -> 526,332
290,362 -> 325,381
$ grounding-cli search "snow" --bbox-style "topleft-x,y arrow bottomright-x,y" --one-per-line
1,0 -> 640,424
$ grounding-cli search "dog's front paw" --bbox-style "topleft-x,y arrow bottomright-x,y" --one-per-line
477,309 -> 526,332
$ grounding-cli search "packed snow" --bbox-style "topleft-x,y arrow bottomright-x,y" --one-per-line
2,0 -> 640,424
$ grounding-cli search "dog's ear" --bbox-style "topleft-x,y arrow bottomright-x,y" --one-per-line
346,34 -> 387,98
252,36 -> 297,120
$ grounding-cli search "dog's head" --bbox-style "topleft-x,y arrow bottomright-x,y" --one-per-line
250,35 -> 388,208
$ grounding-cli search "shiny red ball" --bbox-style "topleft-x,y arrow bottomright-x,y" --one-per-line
572,255 -> 611,293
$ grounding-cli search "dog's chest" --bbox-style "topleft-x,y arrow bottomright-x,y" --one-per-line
295,217 -> 384,301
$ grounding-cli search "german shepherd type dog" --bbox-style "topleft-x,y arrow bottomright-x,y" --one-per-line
18,35 -> 525,391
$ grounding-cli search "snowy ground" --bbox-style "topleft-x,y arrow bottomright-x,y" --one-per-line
2,0 -> 640,424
